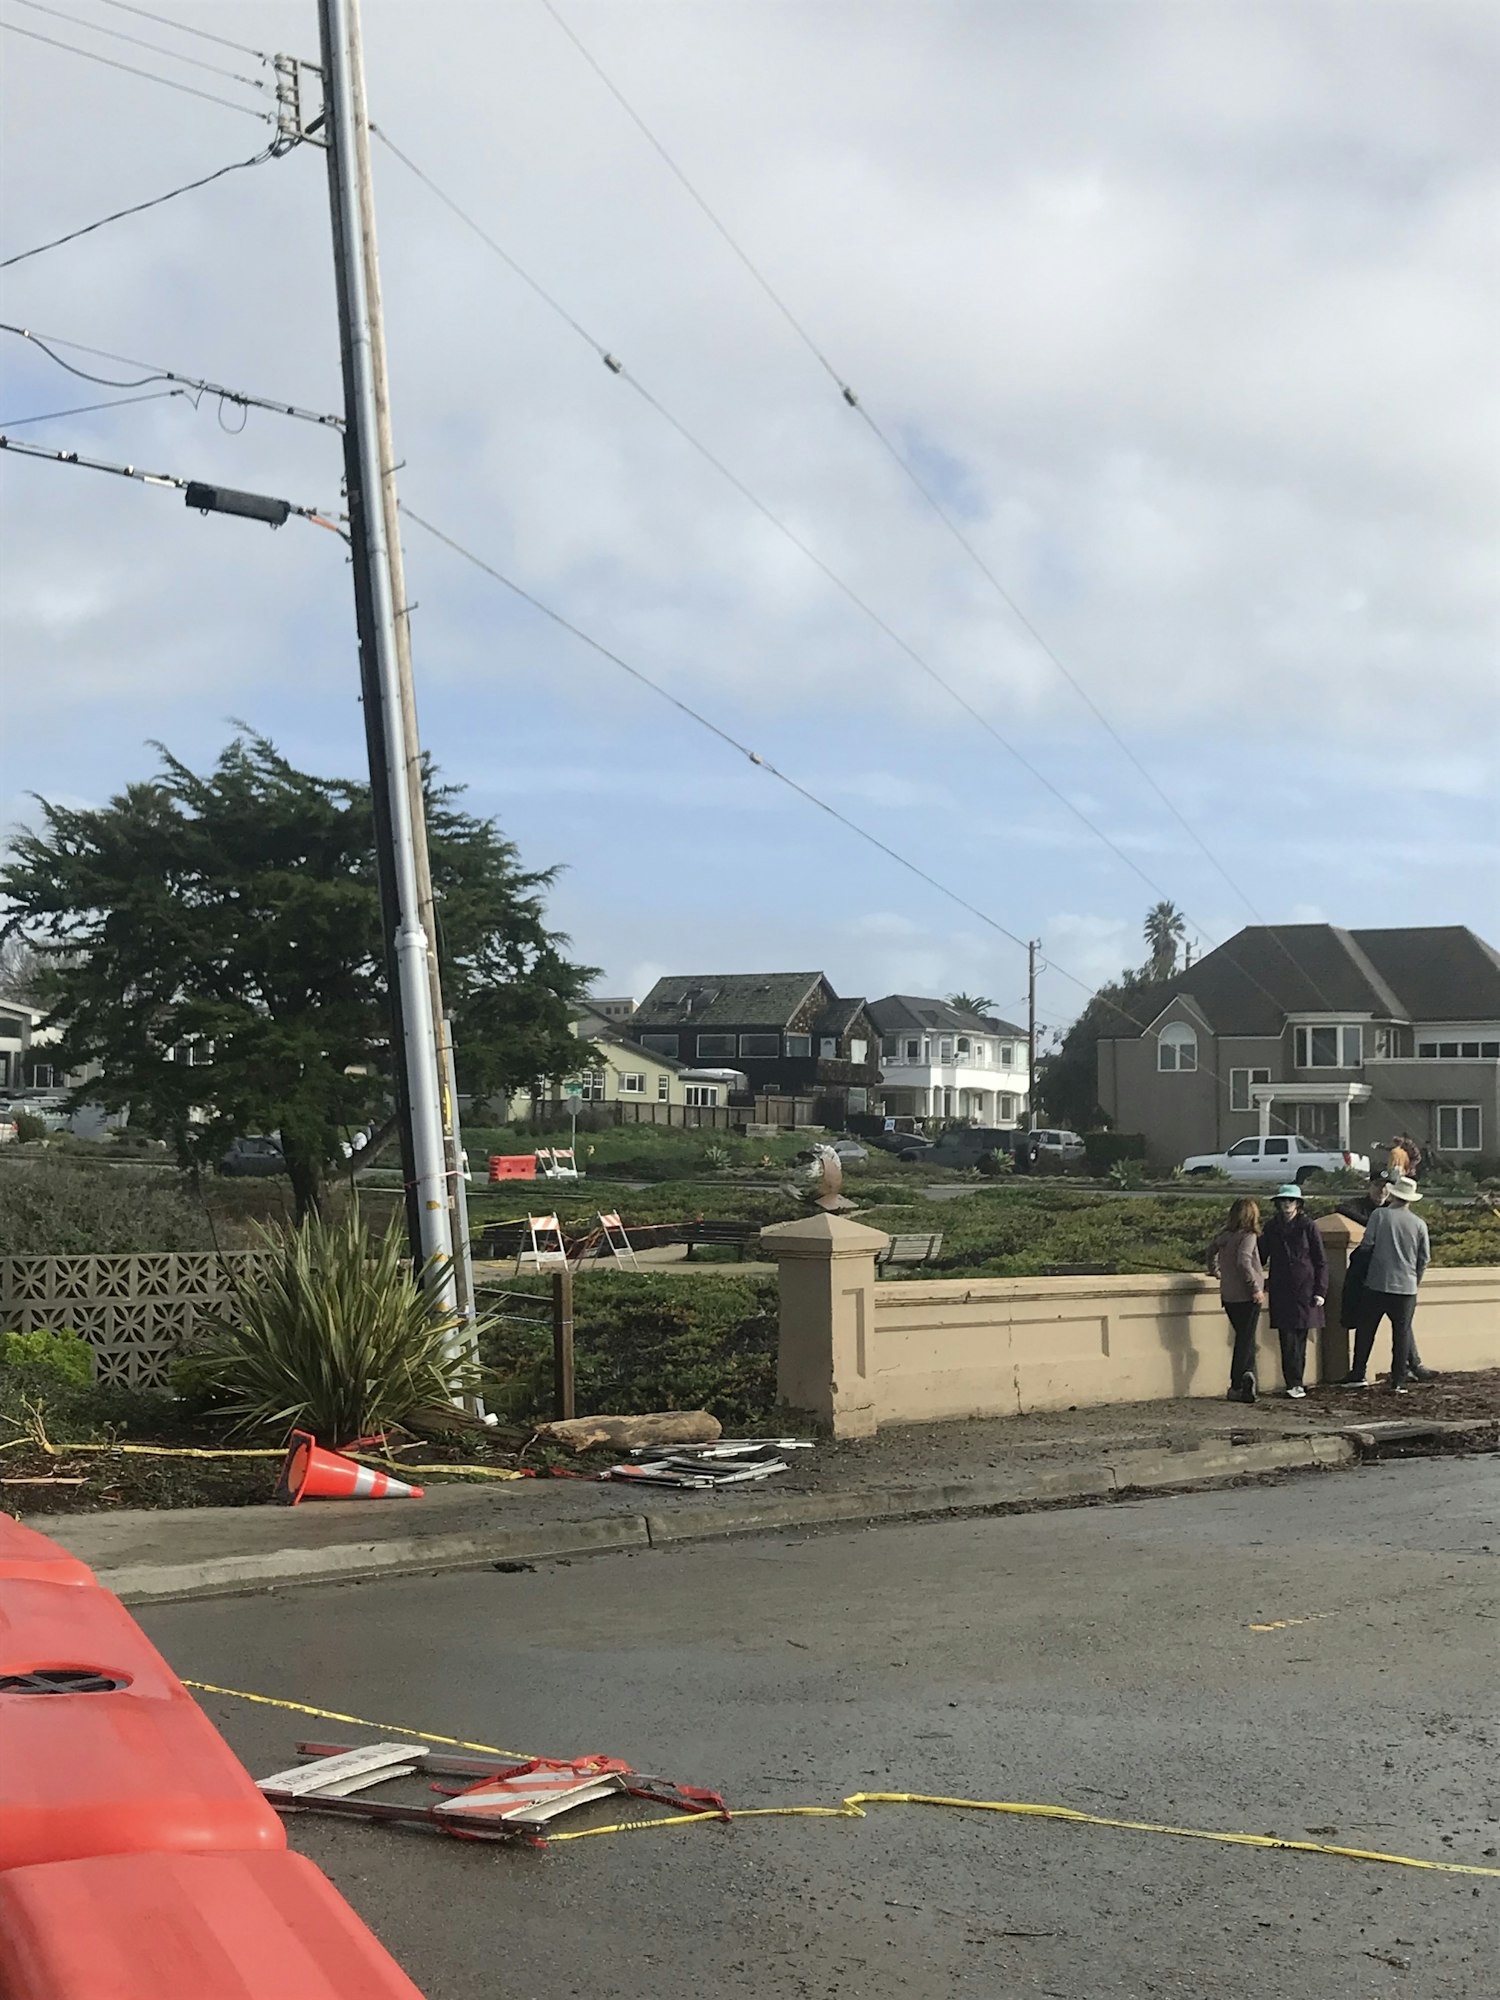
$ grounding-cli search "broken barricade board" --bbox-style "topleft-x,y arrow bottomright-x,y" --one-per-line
257,1743 -> 726,1842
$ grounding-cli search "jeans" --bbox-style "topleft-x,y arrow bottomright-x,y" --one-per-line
1223,1300 -> 1260,1391
1277,1327 -> 1309,1391
1352,1291 -> 1418,1382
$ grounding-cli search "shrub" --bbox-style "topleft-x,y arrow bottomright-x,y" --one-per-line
13,1110 -> 47,1144
1107,1157 -> 1146,1189
0,1326 -> 94,1386
1083,1131 -> 1147,1175
0,1157 -> 220,1254
190,1208 -> 488,1443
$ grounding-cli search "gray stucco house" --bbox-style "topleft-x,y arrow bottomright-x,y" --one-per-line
1096,924 -> 1500,1171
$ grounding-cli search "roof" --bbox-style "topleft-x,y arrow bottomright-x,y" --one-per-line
633,973 -> 828,1028
1105,925 -> 1500,1037
868,995 -> 1028,1039
815,996 -> 868,1036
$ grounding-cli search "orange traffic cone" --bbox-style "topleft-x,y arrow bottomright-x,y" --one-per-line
274,1430 -> 425,1505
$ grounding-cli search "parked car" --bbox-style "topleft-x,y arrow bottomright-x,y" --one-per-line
0,1094 -> 71,1132
924,1126 -> 1023,1171
868,1128 -> 933,1159
829,1138 -> 869,1164
1180,1134 -> 1369,1185
1030,1128 -> 1086,1163
219,1135 -> 287,1177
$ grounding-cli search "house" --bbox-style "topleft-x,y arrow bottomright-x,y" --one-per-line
511,1003 -> 745,1119
868,997 -> 1030,1125
1096,924 -> 1500,1169
627,973 -> 882,1122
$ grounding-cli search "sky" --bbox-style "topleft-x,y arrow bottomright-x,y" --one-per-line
2,0 -> 1497,1043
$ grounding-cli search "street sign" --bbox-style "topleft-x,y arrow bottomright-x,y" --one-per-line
563,1084 -> 583,1101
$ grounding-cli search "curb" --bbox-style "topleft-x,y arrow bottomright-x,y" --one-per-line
97,1436 -> 1356,1605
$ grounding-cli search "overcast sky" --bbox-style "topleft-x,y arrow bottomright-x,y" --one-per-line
2,0 -> 1496,1037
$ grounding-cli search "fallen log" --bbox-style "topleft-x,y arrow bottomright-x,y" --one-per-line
535,1411 -> 722,1453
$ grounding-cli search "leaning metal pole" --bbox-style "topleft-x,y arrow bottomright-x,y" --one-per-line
317,0 -> 455,1311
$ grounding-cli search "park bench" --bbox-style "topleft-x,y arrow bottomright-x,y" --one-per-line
876,1232 -> 944,1270
677,1219 -> 764,1262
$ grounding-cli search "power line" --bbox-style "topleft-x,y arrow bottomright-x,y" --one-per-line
0,388 -> 186,425
0,144 -> 281,269
0,322 -> 344,428
95,0 -> 266,60
397,499 -> 1304,1127
0,430 -> 342,529
536,0 -> 1346,1019
373,133 -> 1311,1037
0,18 -> 274,121
10,0 -> 267,88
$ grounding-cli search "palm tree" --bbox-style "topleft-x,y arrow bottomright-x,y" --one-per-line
1142,902 -> 1187,980
947,991 -> 996,1019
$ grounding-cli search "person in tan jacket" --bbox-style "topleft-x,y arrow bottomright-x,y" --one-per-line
1208,1197 -> 1267,1403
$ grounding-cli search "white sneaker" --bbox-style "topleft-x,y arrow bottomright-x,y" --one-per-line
1286,1385 -> 1306,1400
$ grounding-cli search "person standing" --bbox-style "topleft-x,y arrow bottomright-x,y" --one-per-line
1385,1135 -> 1411,1178
1343,1174 -> 1430,1392
1259,1184 -> 1328,1398
1336,1171 -> 1437,1380
1209,1197 -> 1267,1404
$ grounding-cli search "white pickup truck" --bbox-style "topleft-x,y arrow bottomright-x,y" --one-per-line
1181,1133 -> 1369,1185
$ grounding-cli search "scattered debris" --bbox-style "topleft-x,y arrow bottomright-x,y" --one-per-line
256,1740 -> 726,1844
607,1438 -> 814,1489
491,1560 -> 537,1574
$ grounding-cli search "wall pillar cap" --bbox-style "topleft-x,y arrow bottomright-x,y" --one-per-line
759,1212 -> 891,1261
1315,1212 -> 1364,1245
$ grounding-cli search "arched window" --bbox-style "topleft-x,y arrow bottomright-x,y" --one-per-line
1158,1021 -> 1198,1072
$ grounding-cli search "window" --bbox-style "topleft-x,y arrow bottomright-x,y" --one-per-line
738,1033 -> 780,1058
819,1036 -> 837,1058
998,1093 -> 1016,1121
640,1033 -> 679,1057
1294,1025 -> 1362,1068
1264,1137 -> 1291,1157
782,1034 -> 812,1058
579,1069 -> 607,1103
880,1037 -> 899,1060
618,1072 -> 646,1095
169,1039 -> 212,1068
1437,1104 -> 1482,1152
696,1033 -> 737,1058
1372,1025 -> 1411,1059
1229,1066 -> 1271,1113
1157,1022 -> 1198,1072
849,1038 -> 867,1064
1420,1040 -> 1500,1059
939,1038 -> 953,1061
904,1038 -> 920,1062
973,1043 -> 988,1064
657,1073 -> 670,1101
999,1044 -> 1014,1067
956,1036 -> 971,1056
26,1063 -> 57,1090
1227,1138 -> 1260,1158
684,1085 -> 719,1108
847,1088 -> 868,1114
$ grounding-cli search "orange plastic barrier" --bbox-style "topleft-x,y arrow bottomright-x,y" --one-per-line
0,1580 -> 285,1869
488,1152 -> 537,1181
0,1849 -> 426,1999
0,1516 -> 95,1587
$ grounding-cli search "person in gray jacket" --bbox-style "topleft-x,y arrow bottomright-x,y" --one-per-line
1343,1175 -> 1430,1392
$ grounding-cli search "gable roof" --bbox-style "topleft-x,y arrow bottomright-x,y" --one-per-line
815,995 -> 869,1037
868,995 -> 1028,1039
633,972 -> 828,1029
1104,925 -> 1500,1038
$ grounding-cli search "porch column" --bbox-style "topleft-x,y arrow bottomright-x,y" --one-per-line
1259,1094 -> 1272,1141
1337,1096 -> 1352,1151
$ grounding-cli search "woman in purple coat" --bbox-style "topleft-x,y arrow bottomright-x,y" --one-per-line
1259,1185 -> 1328,1398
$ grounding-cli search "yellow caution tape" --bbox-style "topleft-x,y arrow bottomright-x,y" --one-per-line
187,1681 -> 1500,1878
39,1442 -> 284,1459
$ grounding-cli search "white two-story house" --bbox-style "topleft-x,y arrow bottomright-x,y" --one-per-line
868,996 -> 1030,1126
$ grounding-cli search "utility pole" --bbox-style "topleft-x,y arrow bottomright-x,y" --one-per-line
316,0 -> 456,1318
1026,939 -> 1040,1127
344,18 -> 476,1333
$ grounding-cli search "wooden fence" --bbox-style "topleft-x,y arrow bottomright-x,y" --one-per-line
0,1251 -> 270,1392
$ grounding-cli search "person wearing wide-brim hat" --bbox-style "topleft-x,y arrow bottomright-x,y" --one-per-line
1342,1174 -> 1431,1393
1258,1185 -> 1328,1399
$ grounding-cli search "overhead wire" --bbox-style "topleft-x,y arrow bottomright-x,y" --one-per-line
0,142 -> 279,269
9,0 -> 267,89
0,430 -> 343,532
95,0 -> 266,60
0,18 -> 274,121
373,130 -> 1323,1039
0,388 -> 187,426
0,323 -> 344,428
534,0 -> 1348,1018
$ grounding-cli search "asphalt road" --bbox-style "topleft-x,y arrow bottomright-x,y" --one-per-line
144,1460 -> 1500,2000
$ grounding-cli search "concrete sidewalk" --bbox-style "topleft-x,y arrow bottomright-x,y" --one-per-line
28,1396 -> 1391,1604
